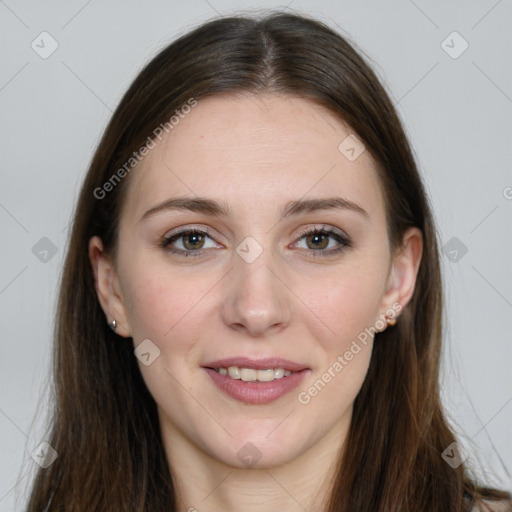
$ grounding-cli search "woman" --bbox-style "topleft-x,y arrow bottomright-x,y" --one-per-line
26,11 -> 511,512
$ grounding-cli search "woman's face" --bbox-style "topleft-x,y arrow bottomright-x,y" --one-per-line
90,93 -> 421,469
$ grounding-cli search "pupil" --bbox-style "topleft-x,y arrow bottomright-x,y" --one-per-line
184,233 -> 203,249
308,233 -> 327,250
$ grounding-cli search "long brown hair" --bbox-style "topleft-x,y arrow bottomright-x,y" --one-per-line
26,11 -> 510,512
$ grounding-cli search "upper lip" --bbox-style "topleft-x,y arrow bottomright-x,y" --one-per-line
202,357 -> 309,372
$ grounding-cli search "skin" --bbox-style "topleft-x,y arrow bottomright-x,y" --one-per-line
89,93 -> 422,512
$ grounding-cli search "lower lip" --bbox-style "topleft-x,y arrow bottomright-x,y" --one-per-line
203,368 -> 310,405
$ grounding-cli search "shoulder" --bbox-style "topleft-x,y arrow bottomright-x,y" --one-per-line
471,499 -> 512,512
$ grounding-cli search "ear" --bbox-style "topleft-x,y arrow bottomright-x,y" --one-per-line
378,227 -> 423,323
88,236 -> 131,338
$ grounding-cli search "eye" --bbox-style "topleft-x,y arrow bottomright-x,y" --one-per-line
160,225 -> 351,259
293,226 -> 351,257
160,228 -> 220,257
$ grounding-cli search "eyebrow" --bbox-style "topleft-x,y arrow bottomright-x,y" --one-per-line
140,196 -> 369,222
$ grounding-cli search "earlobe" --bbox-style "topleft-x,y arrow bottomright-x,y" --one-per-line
380,227 -> 423,325
88,236 -> 131,338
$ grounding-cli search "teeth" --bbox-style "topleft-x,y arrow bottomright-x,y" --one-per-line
254,369 -> 274,382
227,366 -> 240,379
240,368 -> 257,381
274,368 -> 285,379
216,366 -> 295,382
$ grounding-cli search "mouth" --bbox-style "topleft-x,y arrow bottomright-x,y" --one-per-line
201,357 -> 310,404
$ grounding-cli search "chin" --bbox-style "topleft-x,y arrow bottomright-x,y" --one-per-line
205,427 -> 309,470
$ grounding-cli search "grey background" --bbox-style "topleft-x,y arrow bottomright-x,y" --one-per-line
1,0 -> 511,509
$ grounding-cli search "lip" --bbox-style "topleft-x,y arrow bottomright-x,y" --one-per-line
202,357 -> 309,372
203,367 -> 310,405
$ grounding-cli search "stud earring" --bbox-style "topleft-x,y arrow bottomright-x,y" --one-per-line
386,316 -> 397,326
109,319 -> 117,331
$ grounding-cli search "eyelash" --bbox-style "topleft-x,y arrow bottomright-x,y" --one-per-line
160,226 -> 352,259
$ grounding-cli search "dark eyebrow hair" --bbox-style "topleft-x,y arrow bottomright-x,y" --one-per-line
140,196 -> 369,221
282,197 -> 368,219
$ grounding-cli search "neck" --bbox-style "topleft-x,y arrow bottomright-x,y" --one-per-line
159,409 -> 350,512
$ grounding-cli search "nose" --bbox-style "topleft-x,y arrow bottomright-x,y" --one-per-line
220,247 -> 291,337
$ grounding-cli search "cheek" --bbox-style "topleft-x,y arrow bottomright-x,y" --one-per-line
294,261 -> 386,354
294,270 -> 381,414
119,257 -> 218,360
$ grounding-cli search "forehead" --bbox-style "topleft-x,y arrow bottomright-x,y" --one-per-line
122,93 -> 385,224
